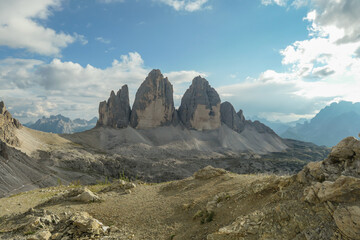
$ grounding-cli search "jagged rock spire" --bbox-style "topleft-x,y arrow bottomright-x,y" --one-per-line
97,85 -> 131,128
220,101 -> 245,133
178,76 -> 221,130
130,69 -> 177,129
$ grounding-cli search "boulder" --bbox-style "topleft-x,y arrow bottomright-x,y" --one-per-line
100,179 -> 136,193
130,69 -> 176,129
97,85 -> 131,128
178,76 -> 221,130
328,136 -> 360,161
220,102 -> 245,133
333,205 -> 360,240
298,136 -> 360,183
71,212 -> 107,236
71,188 -> 102,203
302,176 -> 360,203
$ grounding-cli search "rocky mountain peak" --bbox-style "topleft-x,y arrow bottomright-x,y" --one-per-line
147,69 -> 162,79
237,110 -> 245,122
220,102 -> 245,133
178,76 -> 221,130
0,101 -> 6,115
97,85 -> 131,128
130,69 -> 176,129
0,101 -> 21,146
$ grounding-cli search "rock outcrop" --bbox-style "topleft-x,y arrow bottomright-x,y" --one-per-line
0,101 -> 21,146
0,140 -> 8,160
296,136 -> 360,240
130,69 -> 176,129
333,205 -> 360,239
97,85 -> 131,128
297,136 -> 360,183
220,102 -> 245,133
178,76 -> 221,130
0,208 -> 110,240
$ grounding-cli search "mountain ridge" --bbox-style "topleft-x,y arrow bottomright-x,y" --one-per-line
26,114 -> 97,134
282,101 -> 360,146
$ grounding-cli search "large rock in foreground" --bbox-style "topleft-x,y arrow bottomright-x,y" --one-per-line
130,69 -> 176,129
296,136 -> 360,239
178,76 -> 221,130
97,85 -> 131,128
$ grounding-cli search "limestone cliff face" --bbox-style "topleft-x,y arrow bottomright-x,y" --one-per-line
178,76 -> 221,130
97,85 -> 131,128
130,69 -> 176,129
0,101 -> 21,147
220,102 -> 245,133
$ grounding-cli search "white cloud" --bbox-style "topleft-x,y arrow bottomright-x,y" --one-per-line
154,0 -> 211,12
291,0 -> 308,8
74,33 -> 88,45
0,52 -> 204,122
0,0 -> 83,55
97,0 -> 124,3
165,70 -> 207,107
224,0 -> 360,121
165,70 -> 207,84
261,0 -> 288,7
96,37 -> 111,44
311,0 -> 360,44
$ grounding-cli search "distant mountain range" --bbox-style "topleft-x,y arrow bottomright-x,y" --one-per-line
249,117 -> 308,136
281,101 -> 360,147
25,115 -> 97,134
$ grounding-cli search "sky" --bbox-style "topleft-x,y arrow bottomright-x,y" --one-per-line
1,0 -> 360,123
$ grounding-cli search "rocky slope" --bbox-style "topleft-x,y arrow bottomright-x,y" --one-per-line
26,115 -> 97,134
0,137 -> 358,240
282,101 -> 360,146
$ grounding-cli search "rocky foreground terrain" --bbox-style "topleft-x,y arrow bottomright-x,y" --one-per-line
0,136 -> 359,240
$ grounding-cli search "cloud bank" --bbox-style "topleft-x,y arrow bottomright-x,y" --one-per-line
154,0 -> 211,12
0,53 -> 205,122
0,0 -> 86,56
218,0 -> 360,121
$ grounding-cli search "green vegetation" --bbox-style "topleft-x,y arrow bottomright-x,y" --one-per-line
23,231 -> 36,236
193,209 -> 215,224
119,169 -> 130,182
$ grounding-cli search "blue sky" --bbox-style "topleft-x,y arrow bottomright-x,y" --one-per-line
1,0 -> 360,123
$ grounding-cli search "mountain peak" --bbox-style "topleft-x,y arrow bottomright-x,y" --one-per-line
178,76 -> 221,130
0,101 -> 22,146
130,69 -> 176,129
148,69 -> 162,78
97,84 -> 131,129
